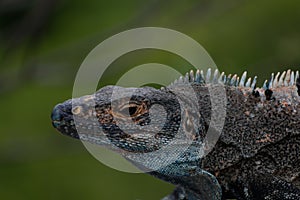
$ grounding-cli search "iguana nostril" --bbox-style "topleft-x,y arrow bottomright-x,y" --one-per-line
72,106 -> 82,115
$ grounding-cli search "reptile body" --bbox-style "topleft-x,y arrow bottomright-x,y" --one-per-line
51,69 -> 300,200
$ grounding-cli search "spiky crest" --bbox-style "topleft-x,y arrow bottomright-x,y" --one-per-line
168,68 -> 299,95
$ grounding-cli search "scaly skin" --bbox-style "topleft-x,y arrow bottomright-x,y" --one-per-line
51,69 -> 300,200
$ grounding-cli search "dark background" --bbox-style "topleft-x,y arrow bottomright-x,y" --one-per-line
0,0 -> 299,199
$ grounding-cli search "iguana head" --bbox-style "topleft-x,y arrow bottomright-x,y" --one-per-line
51,85 -> 185,153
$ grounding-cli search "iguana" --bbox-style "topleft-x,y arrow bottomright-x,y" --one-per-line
51,68 -> 300,200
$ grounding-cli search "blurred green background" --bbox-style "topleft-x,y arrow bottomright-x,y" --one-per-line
0,0 -> 299,199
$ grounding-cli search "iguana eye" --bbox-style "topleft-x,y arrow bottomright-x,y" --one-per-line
128,106 -> 138,116
118,104 -> 139,117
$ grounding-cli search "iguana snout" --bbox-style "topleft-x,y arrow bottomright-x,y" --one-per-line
51,100 -> 79,139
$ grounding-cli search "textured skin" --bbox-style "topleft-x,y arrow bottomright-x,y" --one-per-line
51,69 -> 300,200
198,84 -> 300,199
